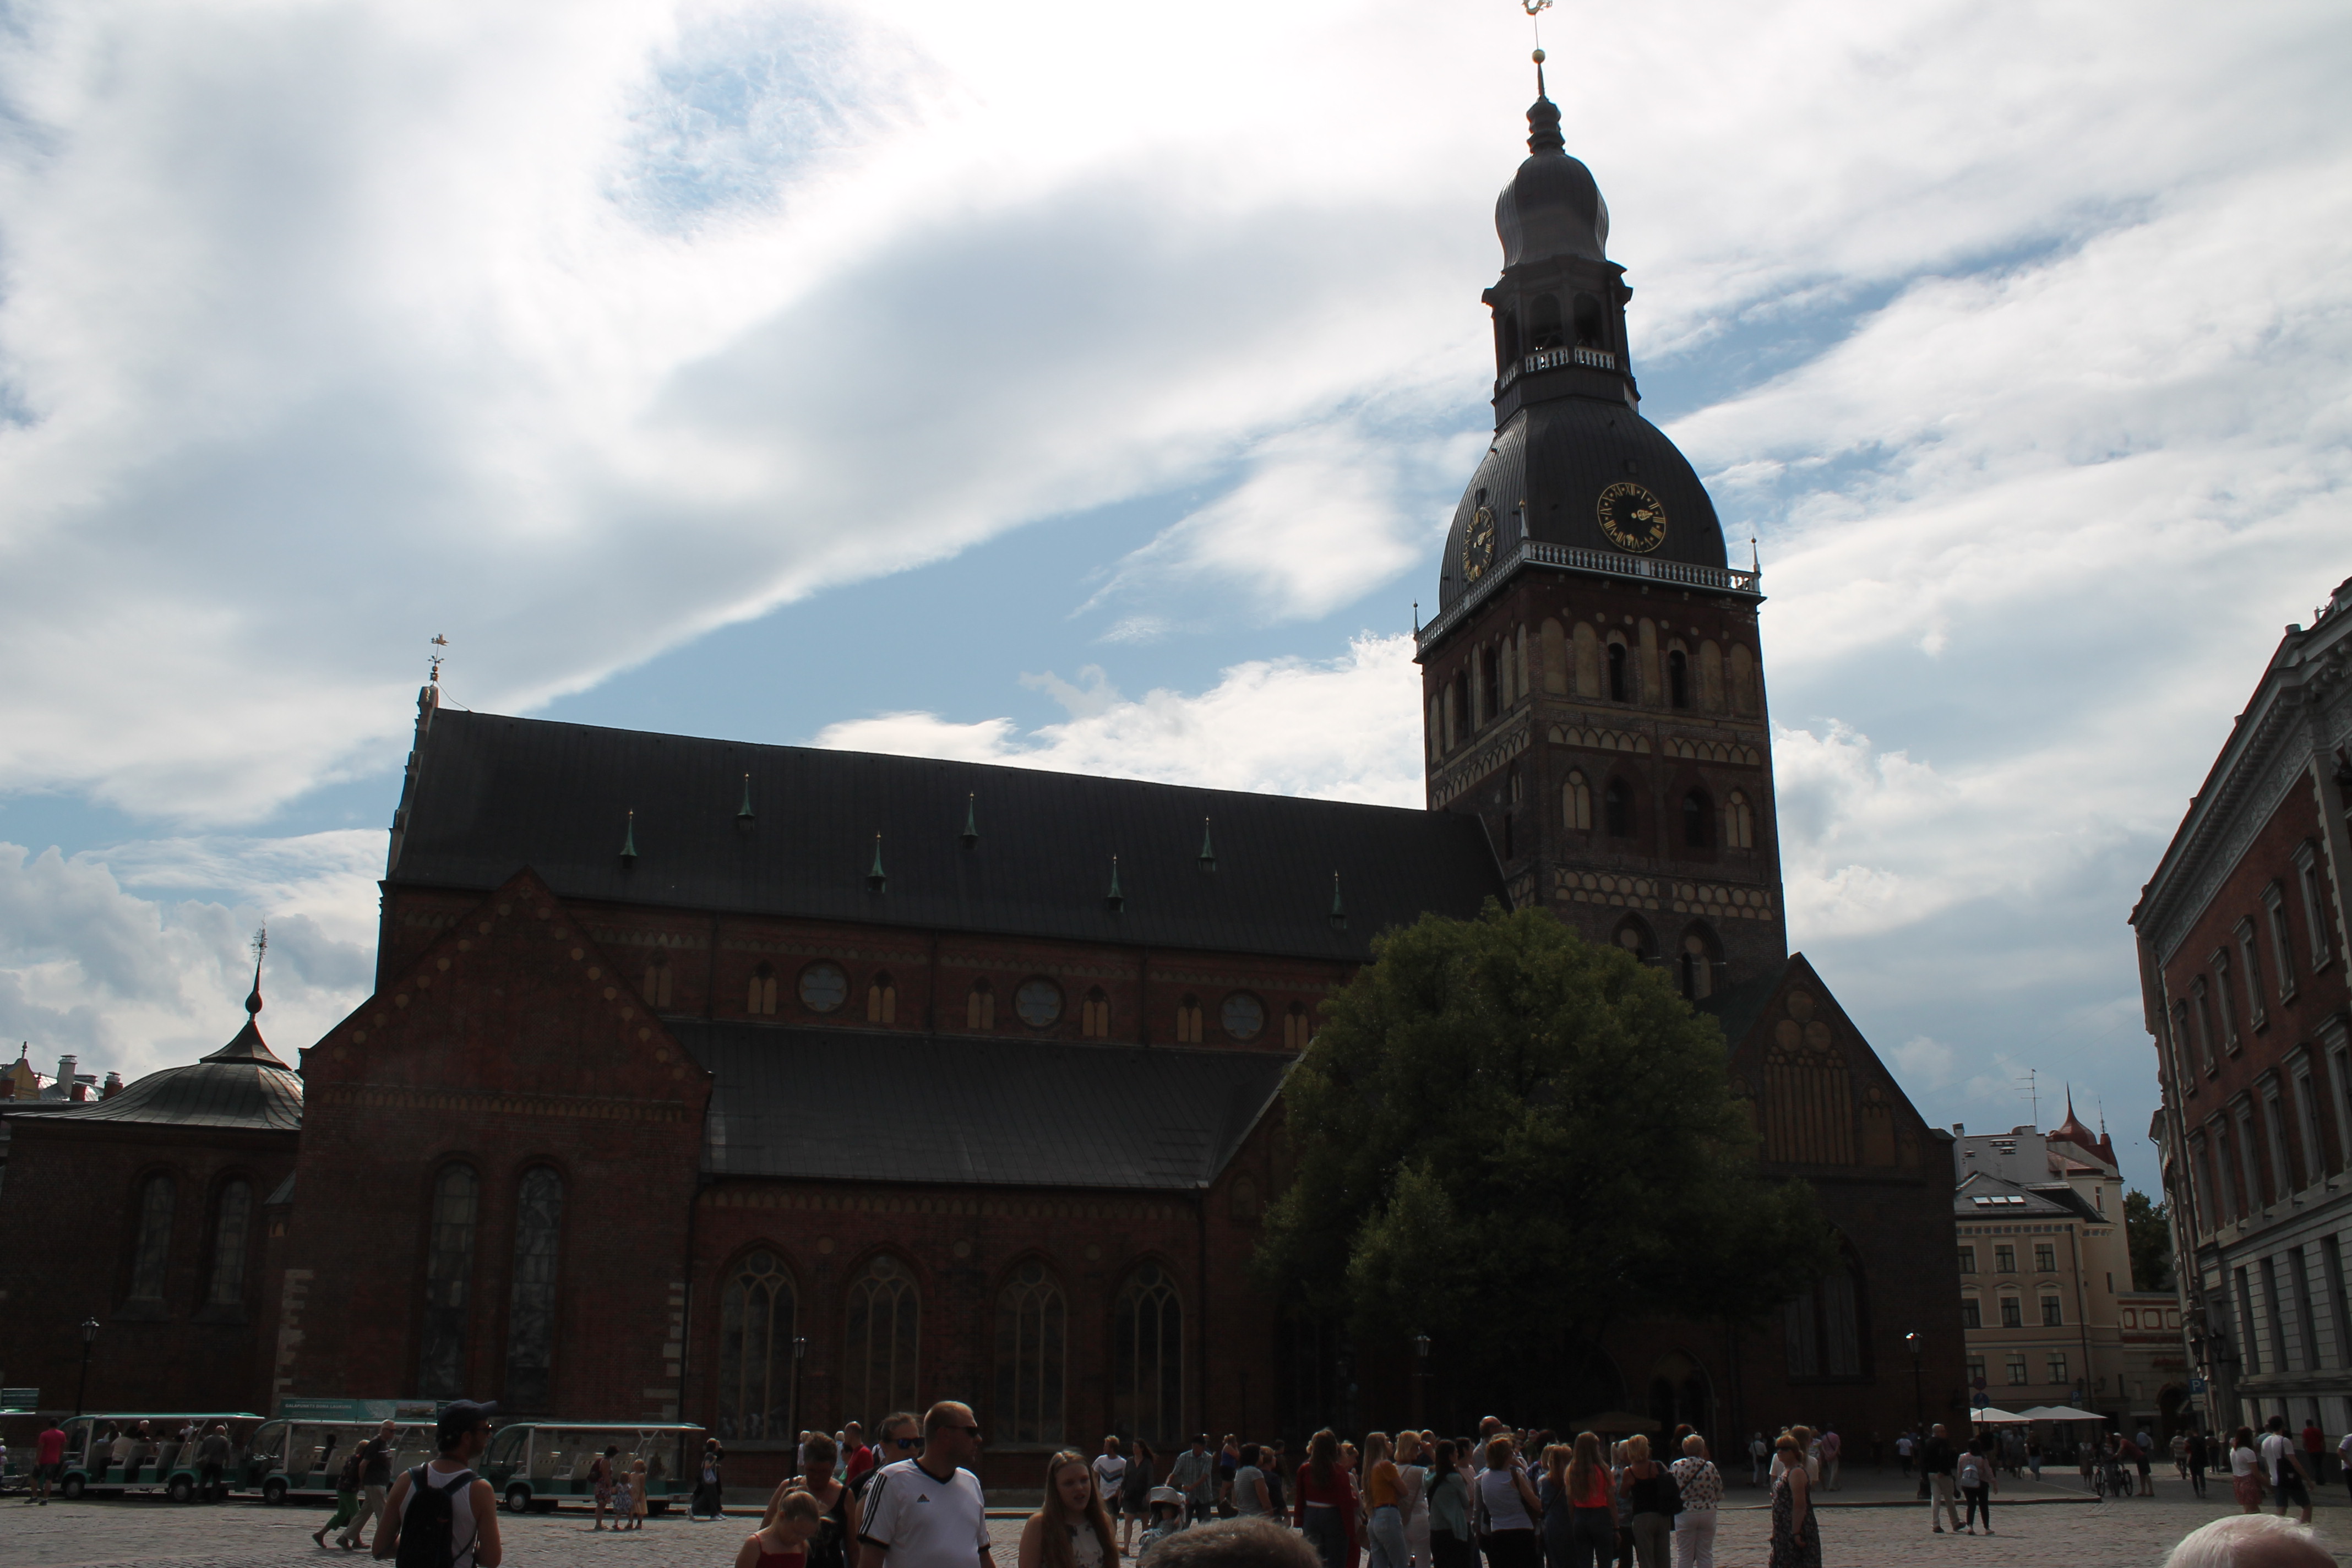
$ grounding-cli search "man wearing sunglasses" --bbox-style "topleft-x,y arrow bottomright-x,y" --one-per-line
858,1403 -> 993,1568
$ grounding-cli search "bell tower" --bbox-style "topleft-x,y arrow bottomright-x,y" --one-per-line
1418,60 -> 1788,1000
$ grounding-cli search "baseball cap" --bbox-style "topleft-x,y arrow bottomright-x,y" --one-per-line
437,1400 -> 497,1448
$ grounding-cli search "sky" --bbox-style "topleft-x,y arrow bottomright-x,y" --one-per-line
2,0 -> 2348,1195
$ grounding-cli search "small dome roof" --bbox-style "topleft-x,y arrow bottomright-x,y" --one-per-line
1494,90 -> 1609,269
1437,399 -> 1726,612
38,976 -> 302,1133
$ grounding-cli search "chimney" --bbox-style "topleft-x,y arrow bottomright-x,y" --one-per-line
102,1071 -> 123,1097
69,1080 -> 89,1102
1952,1122 -> 1965,1137
56,1055 -> 77,1090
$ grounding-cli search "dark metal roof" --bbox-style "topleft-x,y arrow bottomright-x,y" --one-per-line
1436,397 -> 1729,617
675,1021 -> 1291,1190
1495,87 -> 1608,269
16,1059 -> 303,1133
389,710 -> 1506,961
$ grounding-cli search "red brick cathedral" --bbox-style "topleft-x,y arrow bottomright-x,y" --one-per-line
0,73 -> 1964,1485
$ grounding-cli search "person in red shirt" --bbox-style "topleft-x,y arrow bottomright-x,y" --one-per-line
2302,1419 -> 2327,1487
30,1419 -> 67,1505
1292,1429 -> 1358,1568
842,1423 -> 876,1491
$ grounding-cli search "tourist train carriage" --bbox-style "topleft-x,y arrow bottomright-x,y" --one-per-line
240,1407 -> 440,1504
52,1412 -> 264,1501
479,1421 -> 707,1514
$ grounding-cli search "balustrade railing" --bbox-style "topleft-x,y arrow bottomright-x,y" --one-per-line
1419,539 -> 1759,652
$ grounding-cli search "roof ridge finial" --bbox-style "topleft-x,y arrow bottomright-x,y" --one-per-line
1106,854 -> 1124,913
737,774 -> 755,821
868,833 -> 888,893
1522,1 -> 1562,155
1330,871 -> 1348,930
246,924 -> 267,1017
620,810 -> 639,864
962,792 -> 979,847
1198,817 -> 1217,872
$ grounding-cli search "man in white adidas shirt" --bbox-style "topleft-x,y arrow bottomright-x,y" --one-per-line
858,1402 -> 994,1568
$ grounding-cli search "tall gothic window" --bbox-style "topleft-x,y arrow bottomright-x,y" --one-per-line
994,1261 -> 1066,1446
1081,988 -> 1110,1039
1282,1003 -> 1313,1050
1724,791 -> 1754,850
868,973 -> 897,1024
967,978 -> 995,1030
205,1179 -> 253,1306
503,1167 -> 564,1411
1175,995 -> 1204,1044
1668,649 -> 1690,709
1564,771 -> 1592,831
418,1164 -> 480,1398
845,1255 -> 919,1428
1604,780 -> 1634,839
128,1173 -> 176,1302
1683,788 -> 1714,848
718,1250 -> 796,1441
1784,1250 -> 1864,1379
1679,934 -> 1716,1001
749,962 -> 778,1016
1607,642 -> 1629,703
1112,1264 -> 1184,1445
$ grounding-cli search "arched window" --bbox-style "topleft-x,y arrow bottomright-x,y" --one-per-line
1729,645 -> 1757,716
1112,1264 -> 1184,1446
1668,649 -> 1690,709
1574,622 -> 1601,698
1614,920 -> 1654,964
748,963 -> 777,1017
1494,309 -> 1520,372
1426,697 -> 1442,760
844,1255 -> 919,1428
1564,771 -> 1592,831
717,1250 -> 795,1441
1607,641 -> 1629,703
1725,791 -> 1754,850
1081,988 -> 1110,1039
993,1260 -> 1066,1446
504,1167 -> 564,1411
1485,643 -> 1504,717
1604,779 -> 1634,839
1541,618 -> 1567,694
1282,1003 -> 1313,1050
1175,995 -> 1204,1044
1683,788 -> 1713,848
206,1179 -> 253,1306
127,1173 -> 175,1302
1698,641 -> 1724,710
1784,1248 -> 1866,1379
642,952 -> 673,1007
418,1164 -> 480,1398
1527,293 -> 1564,351
967,979 -> 995,1031
867,973 -> 897,1025
1679,933 -> 1717,1001
1571,293 -> 1604,348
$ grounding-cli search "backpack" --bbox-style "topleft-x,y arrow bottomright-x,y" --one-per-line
395,1464 -> 474,1568
337,1451 -> 364,1491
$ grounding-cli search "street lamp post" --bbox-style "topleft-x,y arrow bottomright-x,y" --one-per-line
1903,1331 -> 1923,1431
73,1317 -> 100,1417
788,1336 -> 809,1476
1412,1335 -> 1430,1430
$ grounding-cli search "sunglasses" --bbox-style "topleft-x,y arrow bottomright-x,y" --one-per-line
891,1437 -> 922,1450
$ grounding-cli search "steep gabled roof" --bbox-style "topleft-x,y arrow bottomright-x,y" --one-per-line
388,710 -> 1506,961
673,1021 -> 1289,1191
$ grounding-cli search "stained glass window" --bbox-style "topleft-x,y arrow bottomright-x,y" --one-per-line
206,1179 -> 252,1305
1112,1264 -> 1183,1445
128,1174 -> 176,1301
418,1165 -> 479,1398
717,1250 -> 795,1441
845,1254 -> 919,1427
994,1261 -> 1065,1445
503,1167 -> 564,1411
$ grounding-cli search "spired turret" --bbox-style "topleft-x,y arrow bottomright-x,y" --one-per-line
1420,62 -> 1783,999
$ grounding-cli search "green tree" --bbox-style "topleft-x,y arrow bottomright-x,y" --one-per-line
2125,1189 -> 2174,1292
1255,902 -> 1833,1421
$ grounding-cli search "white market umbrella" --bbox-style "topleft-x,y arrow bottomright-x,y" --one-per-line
1968,1407 -> 2033,1424
2016,1406 -> 2105,1423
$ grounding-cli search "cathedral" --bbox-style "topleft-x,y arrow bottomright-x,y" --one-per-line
0,68 -> 1963,1488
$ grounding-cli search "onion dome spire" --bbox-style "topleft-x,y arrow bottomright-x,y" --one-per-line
1526,49 -> 1564,155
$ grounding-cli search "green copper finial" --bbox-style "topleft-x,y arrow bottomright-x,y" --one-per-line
867,833 -> 886,893
962,792 -> 979,847
1197,816 -> 1216,872
1329,870 -> 1347,929
1106,854 -> 1124,912
737,773 -> 755,820
620,810 -> 639,863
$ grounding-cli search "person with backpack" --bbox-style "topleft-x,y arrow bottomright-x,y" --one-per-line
371,1401 -> 501,1568
316,1445 -> 367,1547
1954,1441 -> 1995,1536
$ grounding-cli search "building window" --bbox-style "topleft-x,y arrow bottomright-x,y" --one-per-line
642,952 -> 673,1007
1607,641 -> 1630,703
418,1164 -> 480,1398
844,1255 -> 919,1427
993,1260 -> 1066,1447
2047,1353 -> 2068,1386
1682,788 -> 1713,849
2000,1297 -> 2022,1329
2191,980 -> 2217,1072
1961,1297 -> 1981,1329
2296,847 -> 2335,970
1221,993 -> 1266,1042
1724,791 -> 1754,850
1994,1244 -> 2016,1273
2041,1295 -> 2064,1327
2264,883 -> 2298,999
1679,933 -> 1715,1001
1282,1003 -> 1313,1050
718,1250 -> 795,1441
1782,1253 -> 1864,1379
1604,780 -> 1634,838
127,1173 -> 176,1303
1729,644 -> 1757,715
2171,1001 -> 2198,1096
2006,1358 -> 2028,1386
1112,1263 -> 1184,1445
2234,1266 -> 2260,1374
2295,1074 -> 2324,1187
1081,988 -> 1110,1039
799,962 -> 849,1014
1014,978 -> 1064,1030
867,973 -> 897,1024
205,1179 -> 252,1306
1174,994 -> 1202,1044
1564,771 -> 1592,831
503,1167 -> 564,1411
2266,1093 -> 2296,1199
2212,951 -> 2241,1050
1668,649 -> 1690,709
2033,1243 -> 2055,1272
749,963 -> 778,1016
967,979 -> 995,1030
2289,1244 -> 2320,1373
1958,1246 -> 1977,1273
2236,919 -> 2268,1028
1966,1354 -> 1986,1389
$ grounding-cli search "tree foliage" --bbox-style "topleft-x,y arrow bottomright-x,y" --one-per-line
2125,1189 -> 2174,1292
1255,903 -> 1833,1415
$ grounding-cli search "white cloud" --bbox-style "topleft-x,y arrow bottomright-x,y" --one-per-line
816,633 -> 1426,807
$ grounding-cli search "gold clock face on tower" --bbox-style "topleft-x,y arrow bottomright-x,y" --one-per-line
1461,504 -> 1497,581
1596,481 -> 1669,553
